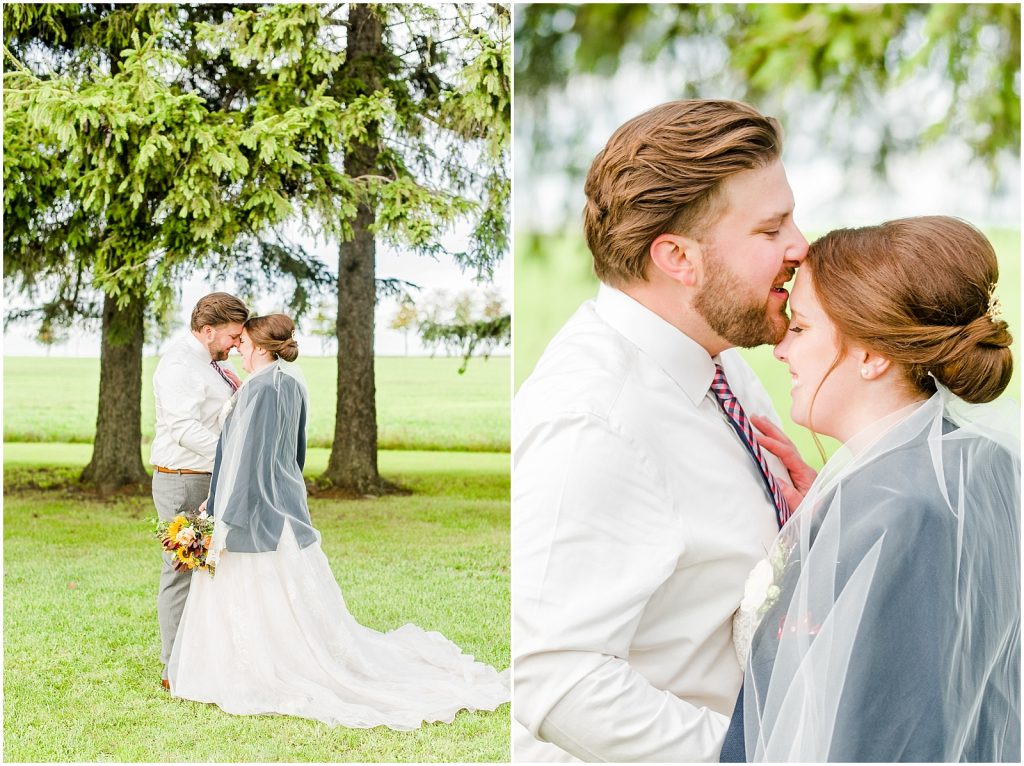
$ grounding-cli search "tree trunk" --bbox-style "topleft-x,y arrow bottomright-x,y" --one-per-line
81,292 -> 149,491
323,4 -> 394,495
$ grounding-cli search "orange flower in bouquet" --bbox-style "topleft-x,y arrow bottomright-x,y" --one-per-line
156,510 -> 216,575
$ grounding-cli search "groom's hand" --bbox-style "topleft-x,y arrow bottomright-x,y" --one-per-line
750,414 -> 817,509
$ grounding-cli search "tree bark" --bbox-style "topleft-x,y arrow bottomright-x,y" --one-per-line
81,292 -> 149,491
323,4 -> 394,494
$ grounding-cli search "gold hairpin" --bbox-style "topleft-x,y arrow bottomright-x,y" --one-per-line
986,288 -> 1003,323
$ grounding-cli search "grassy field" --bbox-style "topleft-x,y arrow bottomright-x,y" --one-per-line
515,229 -> 1022,467
3,355 -> 510,453
3,445 -> 510,762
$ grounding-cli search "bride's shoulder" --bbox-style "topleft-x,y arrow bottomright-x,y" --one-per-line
833,424 -> 1016,543
831,444 -> 944,529
237,369 -> 281,404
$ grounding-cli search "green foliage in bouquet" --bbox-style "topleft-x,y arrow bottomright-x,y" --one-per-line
155,511 -> 215,575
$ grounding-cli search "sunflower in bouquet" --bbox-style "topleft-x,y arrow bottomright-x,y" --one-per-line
156,510 -> 216,575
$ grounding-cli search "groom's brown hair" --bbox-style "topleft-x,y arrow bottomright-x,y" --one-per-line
583,99 -> 782,286
191,292 -> 249,330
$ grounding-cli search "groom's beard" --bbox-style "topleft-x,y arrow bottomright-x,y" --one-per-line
206,342 -> 231,361
693,249 -> 790,348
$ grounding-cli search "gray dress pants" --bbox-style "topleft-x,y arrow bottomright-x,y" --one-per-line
153,471 -> 212,678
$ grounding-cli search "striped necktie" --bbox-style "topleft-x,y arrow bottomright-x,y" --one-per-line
210,360 -> 238,393
711,364 -> 791,528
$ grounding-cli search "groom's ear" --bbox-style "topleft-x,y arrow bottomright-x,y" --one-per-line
649,233 -> 700,287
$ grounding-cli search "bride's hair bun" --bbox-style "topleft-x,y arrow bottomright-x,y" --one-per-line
930,314 -> 1012,404
807,216 -> 1013,404
277,337 -> 299,363
244,313 -> 300,362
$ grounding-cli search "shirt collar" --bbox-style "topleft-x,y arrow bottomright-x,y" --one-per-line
185,332 -> 213,361
594,282 -> 717,405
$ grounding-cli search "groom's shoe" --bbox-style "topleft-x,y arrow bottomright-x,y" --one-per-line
161,678 -> 170,690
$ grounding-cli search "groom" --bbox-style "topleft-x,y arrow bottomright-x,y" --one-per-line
150,291 -> 248,689
513,100 -> 808,761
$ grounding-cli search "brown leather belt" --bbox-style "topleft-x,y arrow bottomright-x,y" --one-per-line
154,466 -> 211,475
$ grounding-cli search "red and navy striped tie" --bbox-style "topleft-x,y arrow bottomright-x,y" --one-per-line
210,360 -> 238,392
711,364 -> 791,528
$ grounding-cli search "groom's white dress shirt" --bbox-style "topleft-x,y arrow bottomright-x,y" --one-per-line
513,284 -> 784,762
150,333 -> 236,472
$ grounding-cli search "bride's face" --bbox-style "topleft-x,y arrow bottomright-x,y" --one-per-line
238,330 -> 261,373
773,271 -> 862,438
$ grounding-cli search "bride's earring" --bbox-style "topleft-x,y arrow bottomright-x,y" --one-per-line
861,367 -> 870,378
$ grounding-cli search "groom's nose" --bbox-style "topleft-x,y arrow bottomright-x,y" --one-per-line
787,229 -> 809,264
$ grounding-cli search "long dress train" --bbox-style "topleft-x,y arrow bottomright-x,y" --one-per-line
168,521 -> 509,729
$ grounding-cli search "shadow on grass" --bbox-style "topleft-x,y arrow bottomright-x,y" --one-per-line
3,465 -> 105,494
2,466 -> 502,505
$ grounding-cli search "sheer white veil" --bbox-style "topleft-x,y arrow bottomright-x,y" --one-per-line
744,384 -> 1020,762
207,359 -> 317,565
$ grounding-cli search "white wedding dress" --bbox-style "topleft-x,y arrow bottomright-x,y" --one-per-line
167,361 -> 509,728
168,522 -> 509,729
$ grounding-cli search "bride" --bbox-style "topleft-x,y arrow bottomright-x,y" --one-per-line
722,217 -> 1020,762
167,313 -> 509,729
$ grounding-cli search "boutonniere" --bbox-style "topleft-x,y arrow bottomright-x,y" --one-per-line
740,540 -> 792,617
220,393 -> 238,421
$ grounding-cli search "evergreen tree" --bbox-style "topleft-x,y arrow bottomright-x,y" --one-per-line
4,3 -> 510,493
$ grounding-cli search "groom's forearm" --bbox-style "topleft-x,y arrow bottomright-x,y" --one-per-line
516,651 -> 729,762
170,419 -> 219,462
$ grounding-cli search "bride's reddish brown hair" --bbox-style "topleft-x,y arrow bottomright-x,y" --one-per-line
245,314 -> 299,362
807,216 -> 1012,404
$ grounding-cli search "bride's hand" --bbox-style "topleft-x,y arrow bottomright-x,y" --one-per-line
222,367 -> 242,389
198,499 -> 208,515
749,414 -> 817,509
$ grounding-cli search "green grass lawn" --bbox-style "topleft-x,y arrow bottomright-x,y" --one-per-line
515,229 -> 1022,467
3,445 -> 510,762
3,355 -> 510,453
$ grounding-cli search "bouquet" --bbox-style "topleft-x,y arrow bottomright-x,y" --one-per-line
156,510 -> 216,575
